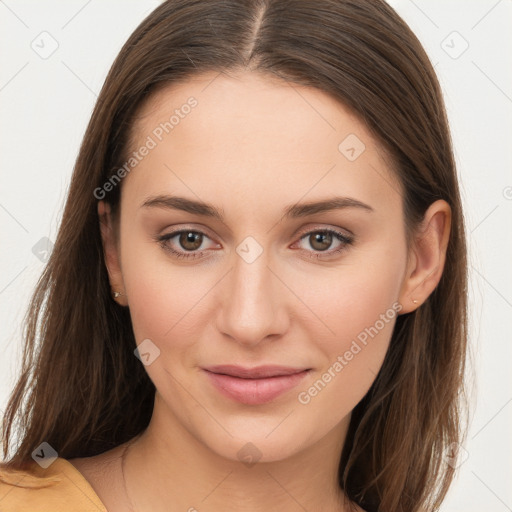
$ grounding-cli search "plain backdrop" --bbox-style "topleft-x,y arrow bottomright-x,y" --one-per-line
1,1 -> 511,511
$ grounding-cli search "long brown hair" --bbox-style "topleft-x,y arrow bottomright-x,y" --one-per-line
1,1 -> 468,510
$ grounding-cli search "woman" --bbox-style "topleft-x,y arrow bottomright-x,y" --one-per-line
0,0 -> 468,511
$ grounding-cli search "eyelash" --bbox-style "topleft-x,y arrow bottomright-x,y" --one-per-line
156,227 -> 354,261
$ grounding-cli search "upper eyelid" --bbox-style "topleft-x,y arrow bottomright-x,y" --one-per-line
294,224 -> 354,239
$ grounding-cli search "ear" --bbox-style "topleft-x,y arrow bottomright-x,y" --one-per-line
398,199 -> 451,314
98,201 -> 128,306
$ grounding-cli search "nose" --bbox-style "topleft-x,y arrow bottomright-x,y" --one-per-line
216,245 -> 289,347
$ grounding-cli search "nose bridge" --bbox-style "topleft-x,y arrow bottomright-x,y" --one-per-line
218,236 -> 284,345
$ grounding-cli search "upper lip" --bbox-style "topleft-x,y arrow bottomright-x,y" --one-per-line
203,365 -> 310,379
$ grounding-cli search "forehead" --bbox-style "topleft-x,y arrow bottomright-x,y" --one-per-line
124,70 -> 402,217
133,69 -> 371,153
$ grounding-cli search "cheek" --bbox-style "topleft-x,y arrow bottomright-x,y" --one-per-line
291,241 -> 404,345
119,233 -> 217,362
125,271 -> 202,346
290,245 -> 405,412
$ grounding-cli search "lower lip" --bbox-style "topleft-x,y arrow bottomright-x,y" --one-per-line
204,370 -> 310,405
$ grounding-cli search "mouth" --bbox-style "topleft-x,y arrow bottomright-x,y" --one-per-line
202,365 -> 312,405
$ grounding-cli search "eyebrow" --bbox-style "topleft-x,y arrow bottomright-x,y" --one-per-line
140,194 -> 374,221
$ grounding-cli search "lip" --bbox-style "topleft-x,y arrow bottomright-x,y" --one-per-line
204,364 -> 310,379
203,365 -> 311,405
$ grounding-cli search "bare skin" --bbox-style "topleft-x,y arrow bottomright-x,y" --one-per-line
69,69 -> 450,512
69,445 -> 128,509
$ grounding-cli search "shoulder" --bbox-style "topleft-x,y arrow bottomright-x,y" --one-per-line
0,457 -> 107,511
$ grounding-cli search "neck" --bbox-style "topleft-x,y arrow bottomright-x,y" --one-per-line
122,392 -> 357,512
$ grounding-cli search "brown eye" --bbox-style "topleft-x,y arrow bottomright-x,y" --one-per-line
308,232 -> 333,251
178,231 -> 203,251
156,229 -> 218,260
294,228 -> 354,260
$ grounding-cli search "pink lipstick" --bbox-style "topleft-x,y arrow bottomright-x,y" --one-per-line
203,365 -> 311,405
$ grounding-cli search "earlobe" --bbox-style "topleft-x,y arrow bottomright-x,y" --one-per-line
97,201 -> 127,306
398,200 -> 451,314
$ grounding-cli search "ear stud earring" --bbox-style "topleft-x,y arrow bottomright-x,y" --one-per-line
412,299 -> 418,304
113,291 -> 124,299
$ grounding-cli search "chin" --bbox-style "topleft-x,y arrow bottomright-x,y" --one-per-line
208,432 -> 307,466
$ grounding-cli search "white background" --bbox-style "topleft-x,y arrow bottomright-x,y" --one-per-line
1,1 -> 511,510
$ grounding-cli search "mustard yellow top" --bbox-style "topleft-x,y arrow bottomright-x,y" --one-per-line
0,457 -> 107,511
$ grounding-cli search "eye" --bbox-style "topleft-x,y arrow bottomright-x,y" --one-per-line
293,228 -> 354,260
156,229 -> 219,260
156,227 -> 354,261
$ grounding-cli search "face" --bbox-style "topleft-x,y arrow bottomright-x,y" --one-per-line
105,70 -> 411,463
